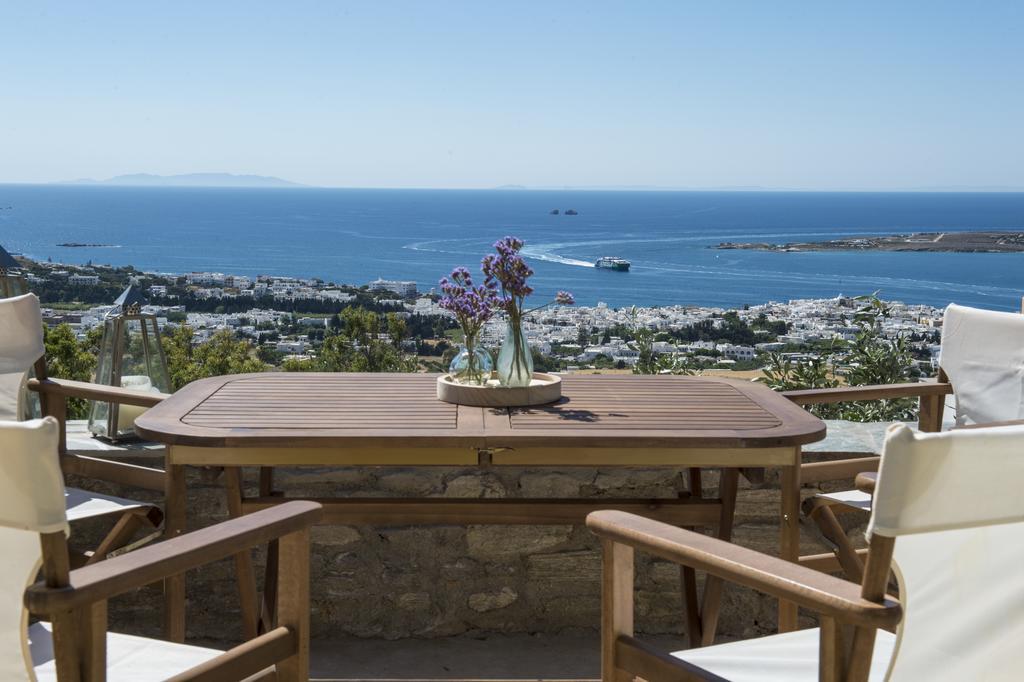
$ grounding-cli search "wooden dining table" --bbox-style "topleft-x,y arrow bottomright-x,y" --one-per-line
135,372 -> 825,648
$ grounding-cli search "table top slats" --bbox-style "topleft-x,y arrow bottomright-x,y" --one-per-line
134,373 -> 825,449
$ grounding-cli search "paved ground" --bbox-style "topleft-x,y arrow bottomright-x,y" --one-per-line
308,632 -> 685,680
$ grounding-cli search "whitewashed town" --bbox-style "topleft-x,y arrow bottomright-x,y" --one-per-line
21,254 -> 944,375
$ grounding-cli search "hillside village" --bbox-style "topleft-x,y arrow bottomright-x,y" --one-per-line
22,256 -> 944,374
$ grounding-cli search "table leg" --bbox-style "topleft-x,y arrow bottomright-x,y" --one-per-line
163,456 -> 186,642
779,452 -> 802,632
698,467 -> 739,646
223,467 -> 261,639
681,468 -> 703,647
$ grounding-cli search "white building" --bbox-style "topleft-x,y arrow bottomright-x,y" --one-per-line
368,279 -> 418,298
185,272 -> 226,286
68,274 -> 100,285
718,344 -> 757,360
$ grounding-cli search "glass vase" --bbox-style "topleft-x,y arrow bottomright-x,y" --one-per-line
497,323 -> 534,387
449,342 -> 493,385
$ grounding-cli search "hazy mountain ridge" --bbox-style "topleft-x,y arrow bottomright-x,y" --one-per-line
61,173 -> 305,188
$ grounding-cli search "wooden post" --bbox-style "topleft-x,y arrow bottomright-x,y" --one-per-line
778,449 -> 802,632
699,467 -> 739,645
819,615 -> 847,682
919,368 -> 949,432
275,528 -> 311,682
223,466 -> 261,640
918,394 -> 944,432
601,539 -> 634,682
845,534 -> 896,682
76,600 -> 107,681
40,531 -> 82,682
163,455 -> 187,642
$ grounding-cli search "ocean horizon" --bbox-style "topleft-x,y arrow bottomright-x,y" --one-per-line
2,185 -> 1023,310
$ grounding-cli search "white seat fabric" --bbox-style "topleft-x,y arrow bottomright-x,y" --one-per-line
1,420 -> 223,681
1,293 -> 160,524
0,294 -> 46,422
811,304 -> 1024,517
0,419 -> 68,679
940,303 -> 1024,426
29,622 -> 222,682
673,627 -> 896,681
872,424 -> 1024,680
64,487 -> 150,523
817,488 -> 872,512
673,424 -> 1024,681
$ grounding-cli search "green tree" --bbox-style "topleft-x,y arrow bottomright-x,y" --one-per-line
163,327 -> 266,390
760,294 -> 918,421
286,307 -> 415,373
576,325 -> 590,347
43,324 -> 96,418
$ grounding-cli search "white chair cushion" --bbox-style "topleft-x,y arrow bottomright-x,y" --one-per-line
673,627 -> 895,681
817,488 -> 873,513
64,487 -> 154,523
30,622 -> 222,682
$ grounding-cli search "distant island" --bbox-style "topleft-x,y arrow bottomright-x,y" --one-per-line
57,243 -> 115,248
715,231 -> 1024,253
59,172 -> 305,188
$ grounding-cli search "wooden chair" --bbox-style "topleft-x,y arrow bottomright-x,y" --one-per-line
588,421 -> 1024,681
3,417 -> 322,681
1,293 -> 168,565
788,302 -> 1024,578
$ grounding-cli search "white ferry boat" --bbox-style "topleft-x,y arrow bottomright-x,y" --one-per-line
595,256 -> 630,271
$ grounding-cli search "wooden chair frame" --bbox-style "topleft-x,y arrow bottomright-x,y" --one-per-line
24,501 -> 322,682
783,373 -> 952,576
27,357 -> 170,565
588,510 -> 902,682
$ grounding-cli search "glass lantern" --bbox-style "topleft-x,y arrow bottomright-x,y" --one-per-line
88,285 -> 171,441
0,244 -> 29,298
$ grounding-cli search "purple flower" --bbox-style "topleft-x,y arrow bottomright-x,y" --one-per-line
555,291 -> 575,306
482,237 -> 535,316
437,266 -> 500,337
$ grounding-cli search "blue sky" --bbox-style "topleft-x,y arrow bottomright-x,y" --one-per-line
1,2 -> 1022,189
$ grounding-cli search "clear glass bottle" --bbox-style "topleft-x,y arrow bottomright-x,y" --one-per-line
496,324 -> 533,387
449,342 -> 493,385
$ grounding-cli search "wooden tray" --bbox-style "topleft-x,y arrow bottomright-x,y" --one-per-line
436,372 -> 562,407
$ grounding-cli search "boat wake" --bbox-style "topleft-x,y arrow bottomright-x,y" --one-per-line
520,244 -> 595,268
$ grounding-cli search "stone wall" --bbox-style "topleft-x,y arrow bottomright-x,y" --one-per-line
73,460 -> 849,643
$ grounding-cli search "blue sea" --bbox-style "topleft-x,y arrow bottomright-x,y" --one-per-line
1,185 -> 1023,310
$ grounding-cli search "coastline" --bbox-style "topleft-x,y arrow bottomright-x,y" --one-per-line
715,230 -> 1024,253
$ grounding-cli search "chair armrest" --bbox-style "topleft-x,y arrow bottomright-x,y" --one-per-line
782,381 -> 952,406
25,501 -> 323,615
855,472 -> 877,494
28,377 -> 170,407
587,510 -> 900,629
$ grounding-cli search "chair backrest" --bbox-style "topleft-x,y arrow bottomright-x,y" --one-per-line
868,423 -> 1024,681
0,418 -> 68,681
0,294 -> 45,422
939,303 -> 1024,425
